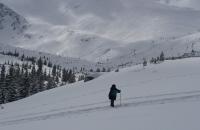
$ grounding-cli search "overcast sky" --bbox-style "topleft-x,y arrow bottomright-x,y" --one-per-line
0,0 -> 124,25
0,0 -> 76,25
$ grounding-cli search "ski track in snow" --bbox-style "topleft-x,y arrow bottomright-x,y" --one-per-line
0,90 -> 200,126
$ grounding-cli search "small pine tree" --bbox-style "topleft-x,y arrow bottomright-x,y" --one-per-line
96,68 -> 101,72
56,76 -> 59,83
160,51 -> 165,61
78,75 -> 85,81
102,67 -> 106,72
46,77 -> 56,90
143,58 -> 147,67
44,60 -> 47,66
48,62 -> 53,68
19,68 -> 30,98
62,68 -> 68,83
37,57 -> 43,75
115,69 -> 119,72
31,65 -> 36,76
0,65 -> 6,104
21,54 -> 25,61
52,65 -> 57,78
68,70 -> 76,83
0,65 -> 6,82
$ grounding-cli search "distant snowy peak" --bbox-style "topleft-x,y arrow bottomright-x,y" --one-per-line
158,0 -> 200,10
0,3 -> 28,44
0,3 -> 28,32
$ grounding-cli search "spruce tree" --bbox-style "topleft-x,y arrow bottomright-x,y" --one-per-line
62,68 -> 67,83
19,68 -> 30,98
52,65 -> 57,78
47,77 -> 56,90
0,65 -> 6,104
160,51 -> 165,61
102,67 -> 106,72
24,68 -> 31,97
37,57 -> 43,75
68,70 -> 76,83
96,68 -> 101,72
4,65 -> 15,103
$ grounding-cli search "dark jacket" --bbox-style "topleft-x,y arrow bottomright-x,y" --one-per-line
108,85 -> 121,100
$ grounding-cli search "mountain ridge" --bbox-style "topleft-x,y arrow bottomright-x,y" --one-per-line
0,2 -> 28,45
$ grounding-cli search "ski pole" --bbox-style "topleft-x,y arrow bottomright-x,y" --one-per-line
120,92 -> 122,106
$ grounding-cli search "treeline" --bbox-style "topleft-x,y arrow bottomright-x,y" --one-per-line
150,51 -> 165,64
149,50 -> 200,64
0,56 -> 76,104
89,67 -> 111,73
0,50 -> 53,68
0,50 -> 19,57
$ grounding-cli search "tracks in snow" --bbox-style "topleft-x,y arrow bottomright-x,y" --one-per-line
1,90 -> 200,126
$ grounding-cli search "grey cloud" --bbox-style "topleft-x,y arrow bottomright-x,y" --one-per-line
0,0 -> 75,25
0,0 -> 124,25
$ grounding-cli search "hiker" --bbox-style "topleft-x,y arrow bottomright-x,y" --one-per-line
108,84 -> 121,107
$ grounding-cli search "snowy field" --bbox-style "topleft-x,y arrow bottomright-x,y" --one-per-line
0,57 -> 200,130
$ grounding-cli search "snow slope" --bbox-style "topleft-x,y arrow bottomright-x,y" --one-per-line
0,57 -> 200,130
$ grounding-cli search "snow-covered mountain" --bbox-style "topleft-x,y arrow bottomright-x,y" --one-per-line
0,3 -> 28,45
158,0 -> 200,10
0,2 -> 98,71
0,57 -> 200,130
2,0 -> 200,65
